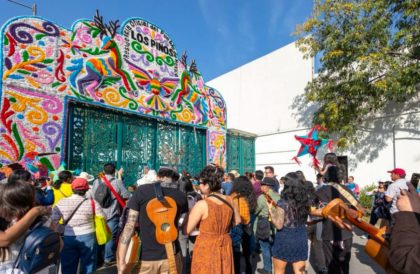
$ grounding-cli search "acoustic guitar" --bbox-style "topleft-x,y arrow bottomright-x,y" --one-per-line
116,232 -> 141,274
322,198 -> 391,270
146,186 -> 178,274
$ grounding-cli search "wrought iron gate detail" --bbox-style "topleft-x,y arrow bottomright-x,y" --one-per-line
67,103 -> 206,184
227,134 -> 255,175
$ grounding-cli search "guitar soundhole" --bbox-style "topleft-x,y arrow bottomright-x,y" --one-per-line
161,223 -> 170,232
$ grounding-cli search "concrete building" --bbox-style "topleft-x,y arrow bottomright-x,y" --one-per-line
208,41 -> 420,187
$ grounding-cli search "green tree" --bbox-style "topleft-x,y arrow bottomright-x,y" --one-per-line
359,183 -> 376,213
295,0 -> 420,146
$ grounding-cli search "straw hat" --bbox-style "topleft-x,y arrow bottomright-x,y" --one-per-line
77,171 -> 95,182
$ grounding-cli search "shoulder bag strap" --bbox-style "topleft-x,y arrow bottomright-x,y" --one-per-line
208,194 -> 235,227
64,198 -> 88,226
208,194 -> 234,212
102,176 -> 125,208
153,182 -> 165,201
90,199 -> 96,217
327,183 -> 362,210
90,199 -> 96,231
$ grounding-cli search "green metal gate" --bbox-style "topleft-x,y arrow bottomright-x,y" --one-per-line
66,102 -> 206,185
226,133 -> 255,175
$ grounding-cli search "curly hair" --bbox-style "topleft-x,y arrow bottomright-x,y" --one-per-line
231,176 -> 257,212
280,172 -> 311,224
199,165 -> 225,192
0,180 -> 35,221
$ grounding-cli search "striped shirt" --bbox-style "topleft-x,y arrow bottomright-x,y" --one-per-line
52,194 -> 104,236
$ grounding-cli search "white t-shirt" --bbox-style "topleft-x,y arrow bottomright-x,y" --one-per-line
385,178 -> 408,214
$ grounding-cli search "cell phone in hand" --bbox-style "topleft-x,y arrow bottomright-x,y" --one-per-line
410,173 -> 420,189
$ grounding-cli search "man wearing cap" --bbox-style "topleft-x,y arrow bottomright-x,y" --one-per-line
254,177 -> 281,274
385,168 -> 408,216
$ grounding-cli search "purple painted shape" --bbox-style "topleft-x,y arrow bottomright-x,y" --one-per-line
42,121 -> 62,151
8,21 -> 59,44
5,58 -> 12,70
8,85 -> 63,114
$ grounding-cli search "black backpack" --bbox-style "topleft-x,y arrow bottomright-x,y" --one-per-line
255,216 -> 271,240
14,221 -> 60,274
95,178 -> 114,208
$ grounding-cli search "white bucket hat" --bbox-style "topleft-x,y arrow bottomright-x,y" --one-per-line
78,171 -> 95,182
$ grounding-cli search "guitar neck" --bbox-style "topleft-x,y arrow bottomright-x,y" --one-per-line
263,193 -> 277,207
341,205 -> 387,245
164,242 -> 178,274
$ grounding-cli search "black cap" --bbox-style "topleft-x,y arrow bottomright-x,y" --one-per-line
262,177 -> 276,187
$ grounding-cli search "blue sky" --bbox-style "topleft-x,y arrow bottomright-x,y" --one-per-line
0,0 -> 313,81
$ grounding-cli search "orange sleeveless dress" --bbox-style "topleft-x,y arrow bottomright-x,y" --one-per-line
191,198 -> 234,274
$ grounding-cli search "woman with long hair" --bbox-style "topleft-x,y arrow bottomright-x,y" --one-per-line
184,165 -> 240,274
268,172 -> 311,274
0,180 -> 50,273
230,176 -> 257,274
52,170 -> 73,205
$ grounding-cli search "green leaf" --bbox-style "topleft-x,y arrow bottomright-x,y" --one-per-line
91,29 -> 100,38
52,82 -> 61,88
293,0 -> 420,145
22,51 -> 29,61
42,59 -> 54,64
101,77 -> 121,87
17,69 -> 31,75
35,33 -> 46,40
4,34 -> 9,45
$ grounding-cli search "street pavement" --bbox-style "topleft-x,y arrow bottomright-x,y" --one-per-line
94,229 -> 385,274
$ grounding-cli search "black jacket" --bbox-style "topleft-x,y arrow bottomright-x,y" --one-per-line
389,211 -> 420,274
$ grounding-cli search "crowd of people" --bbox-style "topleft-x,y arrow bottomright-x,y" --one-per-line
0,152 -> 419,274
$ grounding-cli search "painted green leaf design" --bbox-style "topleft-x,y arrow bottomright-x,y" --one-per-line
91,29 -> 101,38
17,69 -> 31,75
42,59 -> 54,64
22,51 -> 29,61
35,33 -> 46,40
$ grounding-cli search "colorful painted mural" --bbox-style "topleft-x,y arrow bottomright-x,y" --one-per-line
0,12 -> 227,169
208,131 -> 226,168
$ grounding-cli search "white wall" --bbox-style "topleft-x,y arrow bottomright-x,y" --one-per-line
208,41 -> 420,187
208,41 -> 313,134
